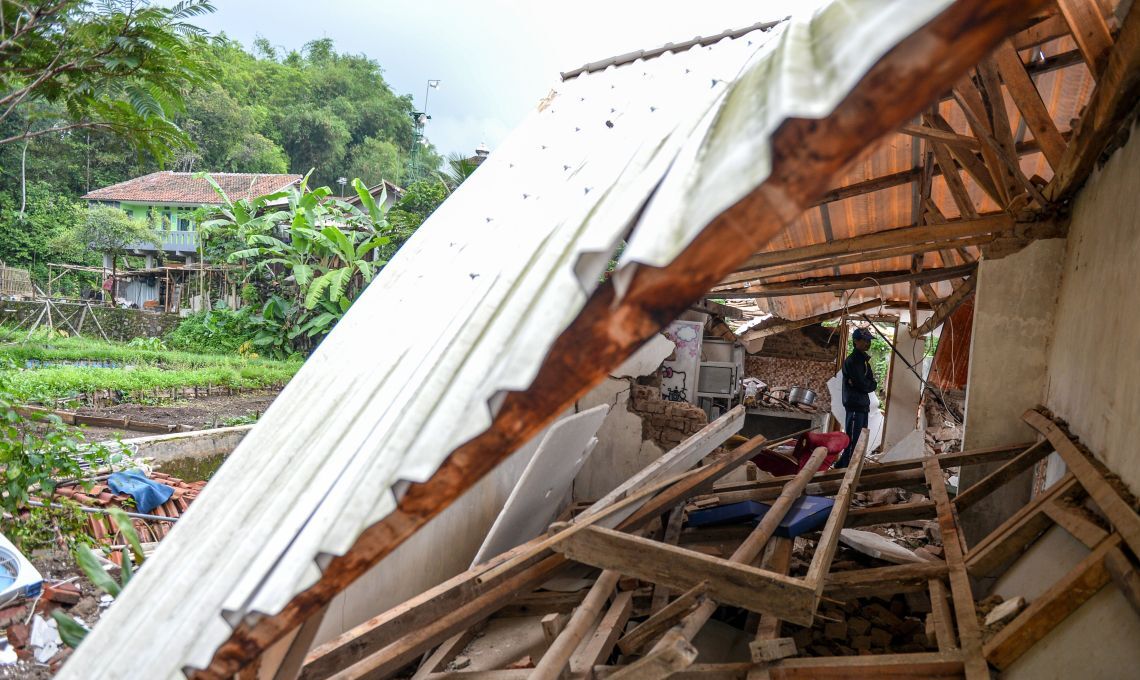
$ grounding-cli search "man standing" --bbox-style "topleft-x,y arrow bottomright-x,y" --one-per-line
837,327 -> 877,468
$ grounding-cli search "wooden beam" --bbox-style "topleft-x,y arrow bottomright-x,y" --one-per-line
649,505 -> 686,615
924,113 -> 1004,206
729,214 -> 1012,274
823,562 -> 949,600
1043,499 -> 1110,548
930,141 -> 980,218
984,534 -> 1122,670
928,579 -> 958,652
952,440 -> 1053,513
1011,14 -> 1073,50
606,630 -> 697,680
1105,548 -> 1140,619
845,500 -> 938,527
718,264 -> 977,299
805,434 -> 868,598
1023,409 -> 1140,560
922,457 -> 988,680
909,276 -> 976,337
755,537 -> 794,641
410,631 -> 476,679
994,40 -> 1068,169
200,2 -> 1057,675
570,590 -> 634,676
1057,0 -> 1115,78
1047,1 -> 1140,201
532,570 -> 621,680
899,123 -> 982,150
301,436 -> 772,680
617,583 -> 707,655
964,475 -> 1081,579
721,232 -> 1000,287
740,300 -> 882,344
552,526 -> 818,625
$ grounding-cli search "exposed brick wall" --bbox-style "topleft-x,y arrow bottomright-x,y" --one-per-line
755,325 -> 839,363
744,356 -> 835,411
630,384 -> 709,450
0,300 -> 181,342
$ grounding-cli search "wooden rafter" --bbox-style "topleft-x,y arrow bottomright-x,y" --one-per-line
727,214 -> 1012,277
717,263 -> 976,299
899,123 -> 982,149
909,275 -> 976,337
197,2 -> 1056,675
1057,0 -> 1115,78
1011,13 -> 1073,50
994,40 -> 1068,169
740,299 -> 882,344
924,112 -> 1004,206
1047,1 -> 1140,201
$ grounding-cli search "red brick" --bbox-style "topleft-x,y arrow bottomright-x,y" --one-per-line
6,623 -> 29,649
44,582 -> 81,605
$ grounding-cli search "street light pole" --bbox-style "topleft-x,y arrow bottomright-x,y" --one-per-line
408,79 -> 440,182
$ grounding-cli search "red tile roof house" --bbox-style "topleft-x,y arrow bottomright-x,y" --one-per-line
81,171 -> 302,265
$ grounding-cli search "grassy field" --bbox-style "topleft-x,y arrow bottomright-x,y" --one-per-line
0,328 -> 301,404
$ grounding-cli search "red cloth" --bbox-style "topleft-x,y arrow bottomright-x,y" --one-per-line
751,431 -> 850,477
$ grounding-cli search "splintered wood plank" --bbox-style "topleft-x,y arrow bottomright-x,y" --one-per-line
411,630 -> 476,679
984,534 -> 1121,670
532,570 -> 621,680
1057,0 -> 1115,78
607,629 -> 697,680
765,652 -> 966,680
1047,1 -> 1140,200
952,74 -> 1013,204
928,579 -> 958,652
922,456 -> 988,680
1023,409 -> 1140,560
964,475 -> 1080,579
618,582 -> 706,655
953,440 -> 1052,513
570,590 -> 634,676
552,526 -> 818,626
994,41 -> 1068,170
899,123 -> 982,150
846,500 -> 938,527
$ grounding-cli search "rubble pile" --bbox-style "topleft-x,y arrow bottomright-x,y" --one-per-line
923,392 -> 964,455
786,593 -> 938,657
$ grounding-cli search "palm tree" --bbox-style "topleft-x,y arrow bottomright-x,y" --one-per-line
441,152 -> 480,191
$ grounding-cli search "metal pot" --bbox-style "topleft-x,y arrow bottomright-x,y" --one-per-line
788,386 -> 818,406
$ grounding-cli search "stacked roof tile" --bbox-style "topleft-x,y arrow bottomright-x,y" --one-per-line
80,172 -> 302,205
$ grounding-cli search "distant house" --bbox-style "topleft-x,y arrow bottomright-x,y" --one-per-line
81,171 -> 302,264
342,179 -> 403,213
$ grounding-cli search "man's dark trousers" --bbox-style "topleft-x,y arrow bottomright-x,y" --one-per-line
837,410 -> 868,468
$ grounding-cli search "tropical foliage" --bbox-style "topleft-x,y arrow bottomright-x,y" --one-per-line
196,173 -> 393,355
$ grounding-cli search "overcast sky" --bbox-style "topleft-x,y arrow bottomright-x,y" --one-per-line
194,1 -> 812,157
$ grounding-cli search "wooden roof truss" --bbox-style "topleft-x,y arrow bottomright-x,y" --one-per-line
716,0 -> 1140,338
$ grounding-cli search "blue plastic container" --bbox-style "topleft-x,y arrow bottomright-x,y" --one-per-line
687,496 -> 835,538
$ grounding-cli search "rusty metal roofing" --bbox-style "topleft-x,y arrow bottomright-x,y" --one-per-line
81,171 -> 303,204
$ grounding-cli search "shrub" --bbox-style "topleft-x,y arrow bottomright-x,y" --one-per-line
165,308 -> 260,354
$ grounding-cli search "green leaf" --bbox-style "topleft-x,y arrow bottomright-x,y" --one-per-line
52,611 -> 89,649
120,548 -> 134,586
304,273 -> 333,309
75,545 -> 121,597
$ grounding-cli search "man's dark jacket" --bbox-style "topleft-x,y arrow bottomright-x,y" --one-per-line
842,349 -> 877,413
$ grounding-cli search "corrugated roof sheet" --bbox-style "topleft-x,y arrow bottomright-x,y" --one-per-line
81,171 -> 303,204
61,2 -> 964,677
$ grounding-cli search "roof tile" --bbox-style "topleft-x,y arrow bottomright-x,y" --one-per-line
81,171 -> 302,205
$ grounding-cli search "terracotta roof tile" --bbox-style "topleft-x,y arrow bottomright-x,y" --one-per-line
81,171 -> 302,205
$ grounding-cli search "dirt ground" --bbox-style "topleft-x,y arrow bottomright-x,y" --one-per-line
68,389 -> 280,441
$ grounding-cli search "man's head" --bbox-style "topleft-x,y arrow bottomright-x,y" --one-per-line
852,327 -> 874,352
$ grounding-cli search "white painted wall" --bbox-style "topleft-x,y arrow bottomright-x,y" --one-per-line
881,323 -> 925,452
959,237 -> 1066,544
1043,120 -> 1140,496
572,377 -> 664,501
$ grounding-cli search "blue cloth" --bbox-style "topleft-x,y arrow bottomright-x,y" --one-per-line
107,469 -> 173,513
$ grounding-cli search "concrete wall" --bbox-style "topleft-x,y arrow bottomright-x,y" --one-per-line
1043,120 -> 1140,496
881,323 -> 925,452
0,300 -> 180,341
959,238 -> 1066,544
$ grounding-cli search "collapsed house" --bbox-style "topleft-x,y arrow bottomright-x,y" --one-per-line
59,0 -> 1140,678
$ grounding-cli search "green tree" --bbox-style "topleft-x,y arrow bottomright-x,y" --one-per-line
0,183 -> 84,279
347,136 -> 403,187
276,106 -> 351,179
441,152 -> 479,190
57,205 -> 158,297
0,1 -> 218,162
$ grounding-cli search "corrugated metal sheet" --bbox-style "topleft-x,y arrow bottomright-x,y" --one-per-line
929,297 -> 974,390
60,2 -> 965,677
